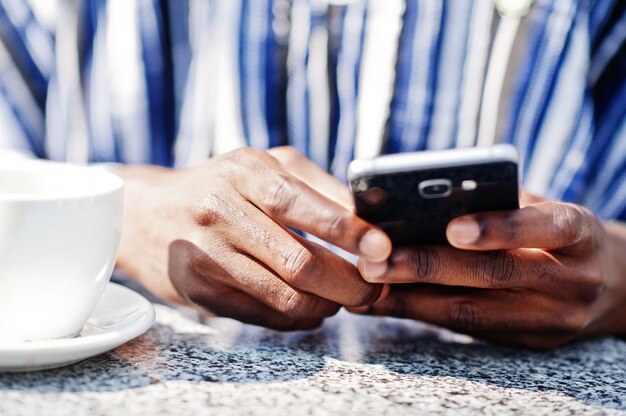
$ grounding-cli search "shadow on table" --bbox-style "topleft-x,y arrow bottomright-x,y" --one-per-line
1,308 -> 624,412
348,315 -> 626,411
0,318 -> 335,394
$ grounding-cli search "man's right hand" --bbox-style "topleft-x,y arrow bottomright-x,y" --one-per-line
115,147 -> 392,330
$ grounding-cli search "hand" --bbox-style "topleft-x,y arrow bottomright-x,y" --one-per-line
353,193 -> 626,349
116,147 -> 391,330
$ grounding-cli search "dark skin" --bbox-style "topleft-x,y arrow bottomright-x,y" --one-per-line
116,146 -> 626,348
353,194 -> 626,349
115,147 -> 391,331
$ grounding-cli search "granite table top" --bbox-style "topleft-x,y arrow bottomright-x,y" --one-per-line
1,296 -> 625,416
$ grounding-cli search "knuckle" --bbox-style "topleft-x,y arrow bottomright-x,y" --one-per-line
192,195 -> 222,226
193,193 -> 242,227
468,252 -> 489,285
276,289 -> 318,319
406,247 -> 442,281
282,246 -> 317,287
490,251 -> 518,283
232,147 -> 267,164
450,300 -> 482,331
469,250 -> 519,286
219,148 -> 275,179
262,174 -> 297,217
469,251 -> 518,286
218,148 -> 258,172
551,203 -> 587,246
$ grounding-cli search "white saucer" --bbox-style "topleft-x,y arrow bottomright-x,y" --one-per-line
0,282 -> 155,372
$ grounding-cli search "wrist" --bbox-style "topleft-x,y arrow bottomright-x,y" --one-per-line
113,164 -> 184,303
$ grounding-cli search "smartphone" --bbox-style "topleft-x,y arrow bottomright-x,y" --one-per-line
348,144 -> 520,246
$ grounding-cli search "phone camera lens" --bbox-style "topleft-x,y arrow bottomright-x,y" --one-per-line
423,185 -> 447,195
427,185 -> 443,194
418,179 -> 452,199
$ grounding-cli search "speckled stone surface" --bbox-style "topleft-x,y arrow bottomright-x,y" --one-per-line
1,300 -> 625,415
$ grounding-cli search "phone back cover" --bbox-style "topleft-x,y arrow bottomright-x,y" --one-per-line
352,162 -> 519,245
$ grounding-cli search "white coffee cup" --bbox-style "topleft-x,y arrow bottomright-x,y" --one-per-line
0,161 -> 124,342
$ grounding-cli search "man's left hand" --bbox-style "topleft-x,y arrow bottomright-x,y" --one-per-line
352,194 -> 626,349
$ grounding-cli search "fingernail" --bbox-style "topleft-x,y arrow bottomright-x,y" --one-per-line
448,217 -> 481,245
359,230 -> 391,261
362,260 -> 388,281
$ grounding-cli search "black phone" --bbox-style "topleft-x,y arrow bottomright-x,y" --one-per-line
348,144 -> 520,246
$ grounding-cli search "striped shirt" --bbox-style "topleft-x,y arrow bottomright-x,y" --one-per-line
1,0 -> 625,220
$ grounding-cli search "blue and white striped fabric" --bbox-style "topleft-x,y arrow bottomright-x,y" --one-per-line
1,0 -> 625,220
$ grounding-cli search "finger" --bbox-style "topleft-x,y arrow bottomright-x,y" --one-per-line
190,244 -> 341,320
169,240 -> 330,330
230,151 -> 391,262
188,284 -> 325,331
250,228 -> 387,307
353,285 -> 573,335
193,196 -> 386,306
446,202 -> 599,253
267,146 -> 353,209
359,245 -> 566,290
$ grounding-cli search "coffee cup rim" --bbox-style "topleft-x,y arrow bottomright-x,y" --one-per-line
0,161 -> 124,201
